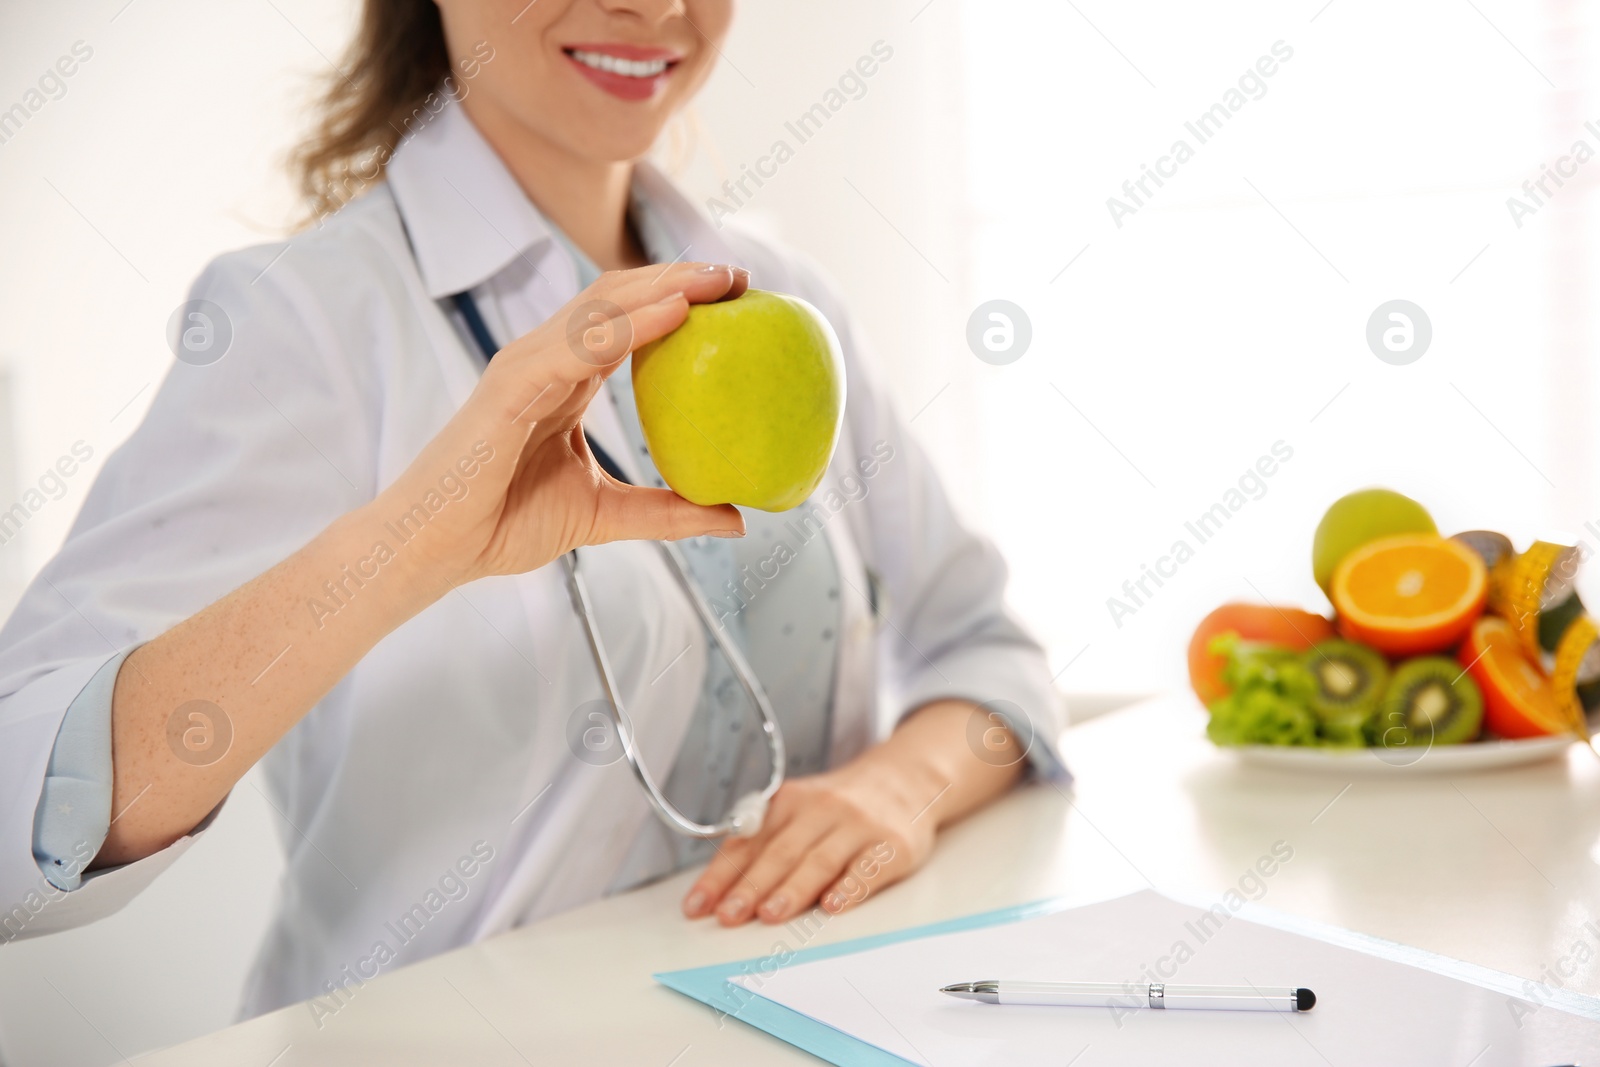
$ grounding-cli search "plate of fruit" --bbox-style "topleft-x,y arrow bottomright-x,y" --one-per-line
1190,488 -> 1596,775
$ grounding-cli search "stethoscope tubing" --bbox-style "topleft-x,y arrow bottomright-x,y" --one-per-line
565,545 -> 784,838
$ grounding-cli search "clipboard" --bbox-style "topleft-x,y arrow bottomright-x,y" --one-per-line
655,890 -> 1600,1066
656,896 -> 1074,1067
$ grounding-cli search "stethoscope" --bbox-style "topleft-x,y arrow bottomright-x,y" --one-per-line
451,290 -> 784,839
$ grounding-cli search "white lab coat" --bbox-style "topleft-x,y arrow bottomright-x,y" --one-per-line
0,98 -> 1063,1018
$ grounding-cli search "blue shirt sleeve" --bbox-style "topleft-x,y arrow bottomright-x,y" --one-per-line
31,646 -> 136,891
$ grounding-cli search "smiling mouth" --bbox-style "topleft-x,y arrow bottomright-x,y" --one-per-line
563,48 -> 676,79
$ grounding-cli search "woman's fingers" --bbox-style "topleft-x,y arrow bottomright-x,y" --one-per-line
497,263 -> 742,384
711,814 -> 836,926
555,265 -> 746,376
483,263 -> 743,430
715,266 -> 751,303
682,839 -> 761,919
687,824 -> 908,926
589,479 -> 744,544
680,777 -> 922,926
820,840 -> 907,916
553,290 -> 688,387
754,827 -> 864,924
681,786 -> 804,918
598,262 -> 747,314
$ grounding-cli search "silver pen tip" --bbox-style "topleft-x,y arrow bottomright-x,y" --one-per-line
940,981 -> 1000,1003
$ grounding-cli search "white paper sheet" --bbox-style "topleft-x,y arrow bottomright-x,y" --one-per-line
729,891 -> 1600,1066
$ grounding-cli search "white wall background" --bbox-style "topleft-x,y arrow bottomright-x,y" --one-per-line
956,0 -> 1600,696
0,0 -> 1595,1063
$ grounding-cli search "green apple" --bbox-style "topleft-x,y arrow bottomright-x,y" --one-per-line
632,289 -> 845,512
1312,488 -> 1437,595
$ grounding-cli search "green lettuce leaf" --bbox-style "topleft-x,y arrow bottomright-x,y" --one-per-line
1205,634 -> 1319,747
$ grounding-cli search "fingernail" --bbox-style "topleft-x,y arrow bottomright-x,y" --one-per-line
696,263 -> 734,275
683,890 -> 707,916
718,896 -> 748,922
759,895 -> 787,921
731,266 -> 751,284
822,892 -> 844,913
709,529 -> 745,539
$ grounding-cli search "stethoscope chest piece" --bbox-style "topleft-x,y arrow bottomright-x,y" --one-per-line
726,790 -> 770,838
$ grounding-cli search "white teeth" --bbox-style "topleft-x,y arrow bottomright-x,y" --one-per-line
568,49 -> 669,78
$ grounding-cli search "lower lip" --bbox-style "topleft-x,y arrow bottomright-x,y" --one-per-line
564,53 -> 675,102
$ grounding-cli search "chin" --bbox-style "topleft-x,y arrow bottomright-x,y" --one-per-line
587,125 -> 669,163
543,105 -> 674,165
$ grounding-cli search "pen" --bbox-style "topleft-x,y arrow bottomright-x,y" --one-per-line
941,981 -> 1316,1013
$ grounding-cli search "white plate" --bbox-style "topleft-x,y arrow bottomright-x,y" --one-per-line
1223,734 -> 1577,776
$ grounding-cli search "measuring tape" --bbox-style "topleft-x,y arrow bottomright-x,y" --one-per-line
1481,537 -> 1595,740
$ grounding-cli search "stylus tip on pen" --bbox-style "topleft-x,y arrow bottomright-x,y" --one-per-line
1295,987 -> 1316,1012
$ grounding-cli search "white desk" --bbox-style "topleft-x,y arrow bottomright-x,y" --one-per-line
134,695 -> 1600,1064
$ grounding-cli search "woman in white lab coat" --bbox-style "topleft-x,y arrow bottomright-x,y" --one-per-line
0,0 -> 1064,1017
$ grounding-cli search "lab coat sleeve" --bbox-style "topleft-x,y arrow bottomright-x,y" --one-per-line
0,240 -> 378,939
850,350 -> 1068,781
745,244 -> 1068,781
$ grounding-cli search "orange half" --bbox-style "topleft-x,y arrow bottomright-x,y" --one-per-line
1331,533 -> 1487,655
1459,615 -> 1567,738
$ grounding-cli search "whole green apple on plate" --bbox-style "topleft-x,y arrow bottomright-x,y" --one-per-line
632,289 -> 845,512
1310,487 -> 1436,595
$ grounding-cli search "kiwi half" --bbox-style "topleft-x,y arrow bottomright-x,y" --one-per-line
1303,640 -> 1388,718
1301,640 -> 1388,745
1375,657 -> 1483,747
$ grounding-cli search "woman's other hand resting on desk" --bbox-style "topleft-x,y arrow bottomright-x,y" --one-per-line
682,699 -> 1027,926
